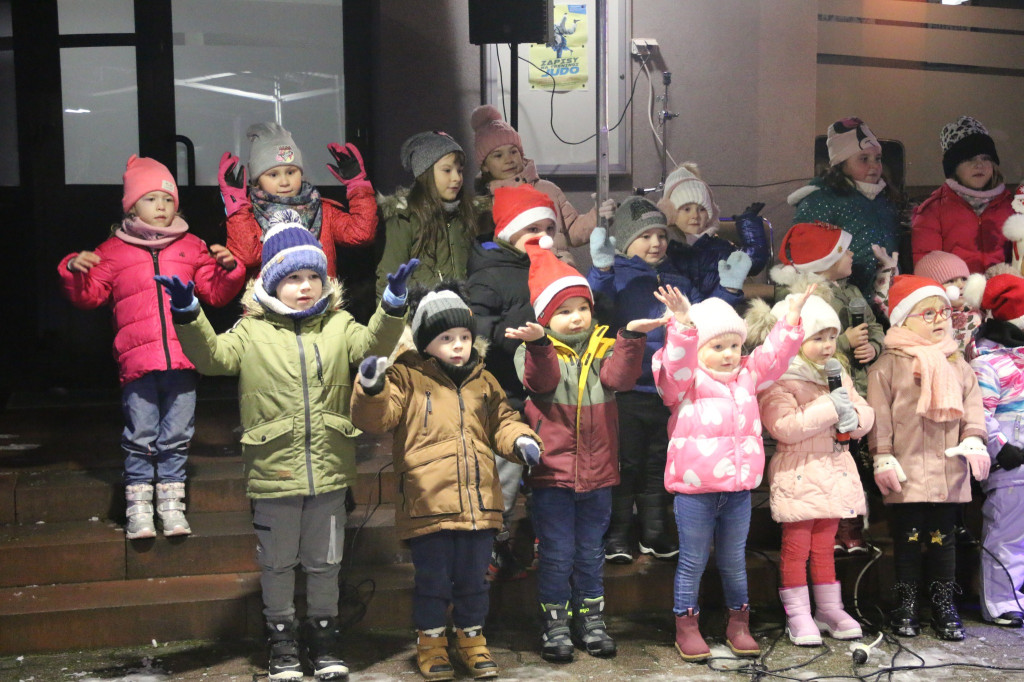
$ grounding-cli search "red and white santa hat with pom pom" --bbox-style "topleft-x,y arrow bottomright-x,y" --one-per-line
523,234 -> 592,326
493,184 -> 557,244
964,273 -> 1024,329
888,274 -> 950,327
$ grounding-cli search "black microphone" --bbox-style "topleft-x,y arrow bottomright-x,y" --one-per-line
825,358 -> 850,444
849,297 -> 867,328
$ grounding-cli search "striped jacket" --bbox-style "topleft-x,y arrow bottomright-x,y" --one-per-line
971,338 -> 1024,492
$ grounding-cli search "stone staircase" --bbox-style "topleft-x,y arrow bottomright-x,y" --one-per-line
0,382 -> 899,655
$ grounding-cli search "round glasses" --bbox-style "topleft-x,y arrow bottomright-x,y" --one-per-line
905,306 -> 952,324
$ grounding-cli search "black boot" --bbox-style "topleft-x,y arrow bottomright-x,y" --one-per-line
604,492 -> 634,564
301,616 -> 349,680
266,618 -> 303,680
637,493 -> 678,560
539,602 -> 575,662
889,581 -> 921,637
929,581 -> 966,641
571,596 -> 617,657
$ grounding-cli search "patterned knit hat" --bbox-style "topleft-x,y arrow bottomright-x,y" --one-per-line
826,118 -> 881,167
657,162 -> 719,226
612,196 -> 670,253
258,209 -> 328,296
914,251 -> 970,286
689,297 -> 747,348
964,273 -> 1024,329
888,274 -> 949,327
777,222 -> 852,274
493,184 -> 557,244
524,236 -> 592,325
940,115 -> 1000,179
122,155 -> 179,213
400,130 -> 464,179
247,122 -> 304,181
471,105 -> 524,169
410,286 -> 476,352
770,294 -> 840,341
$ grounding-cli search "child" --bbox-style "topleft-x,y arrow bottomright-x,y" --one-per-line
587,196 -> 748,564
653,284 -> 812,662
789,118 -> 901,301
221,122 -> 378,280
750,294 -> 874,646
911,116 -> 1015,274
914,250 -> 981,360
471,104 -> 613,265
965,273 -> 1024,629
376,130 -> 478,297
655,161 -> 770,286
161,211 -> 413,680
351,282 -> 542,681
505,237 -> 653,661
867,274 -> 989,641
58,155 -> 244,540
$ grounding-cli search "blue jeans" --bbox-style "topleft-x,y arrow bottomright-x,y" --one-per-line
531,485 -> 612,606
408,529 -> 494,630
673,490 -> 751,613
121,370 -> 197,484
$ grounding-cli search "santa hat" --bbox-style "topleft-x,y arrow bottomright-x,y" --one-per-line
774,222 -> 852,280
914,251 -> 969,286
524,236 -> 592,326
493,184 -> 557,244
471,104 -> 524,168
770,294 -> 840,341
965,273 -> 1024,329
688,297 -> 747,348
826,117 -> 881,167
888,274 -> 950,327
122,154 -> 179,213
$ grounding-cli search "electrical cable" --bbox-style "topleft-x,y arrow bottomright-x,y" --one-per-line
494,44 -> 506,122
640,58 -> 677,170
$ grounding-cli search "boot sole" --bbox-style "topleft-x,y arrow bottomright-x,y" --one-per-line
541,650 -> 574,663
814,619 -> 862,640
126,530 -> 157,540
604,551 -> 633,563
675,642 -> 710,662
638,544 -> 679,560
728,644 -> 762,657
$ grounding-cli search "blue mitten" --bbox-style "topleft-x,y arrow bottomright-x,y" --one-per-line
515,436 -> 541,468
718,251 -> 752,290
383,258 -> 420,307
589,226 -> 616,269
358,355 -> 388,395
154,275 -> 197,311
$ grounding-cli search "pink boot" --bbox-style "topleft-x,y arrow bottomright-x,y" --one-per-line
725,604 -> 761,658
779,586 -> 822,646
674,609 -> 711,662
812,582 -> 862,640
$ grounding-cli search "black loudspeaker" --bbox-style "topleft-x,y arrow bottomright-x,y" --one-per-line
468,0 -> 551,45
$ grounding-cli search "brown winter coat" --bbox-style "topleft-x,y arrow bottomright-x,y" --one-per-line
867,348 -> 986,505
350,349 -> 539,540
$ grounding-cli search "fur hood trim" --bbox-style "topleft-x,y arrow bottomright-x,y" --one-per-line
743,297 -> 778,349
376,187 -> 410,220
787,184 -> 819,206
240,276 -> 345,318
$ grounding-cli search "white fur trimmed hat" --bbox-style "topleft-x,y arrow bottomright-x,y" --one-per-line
770,294 -> 840,341
965,273 -> 1024,329
524,235 -> 592,326
493,184 -> 557,244
689,297 -> 747,348
888,274 -> 949,327
776,222 -> 852,276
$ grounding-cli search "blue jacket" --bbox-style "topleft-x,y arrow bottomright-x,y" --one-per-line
588,241 -> 743,393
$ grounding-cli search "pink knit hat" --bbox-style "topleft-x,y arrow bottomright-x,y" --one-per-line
471,105 -> 524,169
914,251 -> 969,286
688,297 -> 748,348
122,155 -> 179,213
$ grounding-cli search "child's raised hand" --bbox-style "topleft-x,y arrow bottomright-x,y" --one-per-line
208,244 -> 237,271
327,142 -> 370,189
589,226 -> 616,270
625,313 -> 671,334
68,250 -> 101,273
153,274 -> 196,311
653,285 -> 690,324
871,244 -> 899,274
357,355 -> 388,395
718,251 -> 752,291
218,152 -> 249,217
785,283 -> 818,326
505,322 -> 546,343
383,258 -> 420,306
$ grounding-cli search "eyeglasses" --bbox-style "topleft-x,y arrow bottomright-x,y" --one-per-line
905,306 -> 952,323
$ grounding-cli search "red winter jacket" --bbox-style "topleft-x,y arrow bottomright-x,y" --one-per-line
226,187 -> 378,280
58,234 -> 245,386
911,183 -> 1015,274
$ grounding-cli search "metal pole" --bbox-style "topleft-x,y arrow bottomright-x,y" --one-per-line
595,0 -> 609,226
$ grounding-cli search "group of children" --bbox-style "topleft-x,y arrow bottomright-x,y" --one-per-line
56,107 -> 1024,681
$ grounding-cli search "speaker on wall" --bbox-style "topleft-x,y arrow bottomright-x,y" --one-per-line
468,0 -> 552,45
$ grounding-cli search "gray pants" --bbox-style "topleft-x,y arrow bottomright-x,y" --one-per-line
495,457 -> 524,538
253,488 -> 347,620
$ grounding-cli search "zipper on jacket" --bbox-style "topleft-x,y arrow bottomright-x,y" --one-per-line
457,389 -> 477,528
1015,415 -> 1022,446
294,320 -> 316,494
313,343 -> 324,385
152,252 -> 173,370
424,390 -> 432,429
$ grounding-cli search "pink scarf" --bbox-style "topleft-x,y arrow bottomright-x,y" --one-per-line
883,325 -> 962,422
115,215 -> 189,250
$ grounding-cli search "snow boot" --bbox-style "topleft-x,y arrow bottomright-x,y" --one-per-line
416,629 -> 455,681
725,604 -> 761,657
539,602 -> 575,662
674,608 -> 711,662
302,616 -> 349,680
125,483 -> 156,540
604,492 -> 634,564
834,516 -> 868,555
889,581 -> 921,637
779,586 -> 822,646
929,580 -> 966,641
636,492 -> 678,559
155,481 -> 191,536
571,596 -> 616,657
266,619 -> 303,681
812,582 -> 862,640
453,627 -> 498,679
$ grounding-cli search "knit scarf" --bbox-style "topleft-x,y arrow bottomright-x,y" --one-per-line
883,325 -> 962,422
946,178 -> 1006,216
855,179 -> 886,201
250,181 -> 323,239
549,323 -> 596,356
115,215 -> 188,250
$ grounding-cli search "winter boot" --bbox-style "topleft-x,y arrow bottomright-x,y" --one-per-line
674,608 -> 711,662
779,586 -> 822,646
571,596 -> 616,657
155,481 -> 191,536
266,619 -> 303,681
604,492 -> 635,564
301,616 -> 349,680
929,580 -> 966,641
889,581 -> 921,637
812,582 -> 862,640
453,627 -> 498,679
725,604 -> 761,657
992,611 -> 1024,628
539,602 -> 575,662
416,629 -> 455,681
486,536 -> 526,582
834,516 -> 868,555
636,492 -> 679,560
125,483 -> 157,540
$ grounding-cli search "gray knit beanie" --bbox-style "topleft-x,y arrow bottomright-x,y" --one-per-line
612,196 -> 670,253
247,122 -> 304,181
400,130 -> 464,179
410,289 -> 475,352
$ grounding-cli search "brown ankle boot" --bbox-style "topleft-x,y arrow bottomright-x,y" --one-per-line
416,630 -> 455,681
725,604 -> 760,658
453,628 -> 498,679
674,608 -> 711,662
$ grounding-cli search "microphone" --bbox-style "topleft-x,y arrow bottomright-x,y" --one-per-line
825,358 -> 850,444
851,632 -> 883,664
849,297 -> 867,328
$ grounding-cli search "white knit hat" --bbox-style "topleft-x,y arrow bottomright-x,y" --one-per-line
657,162 -> 720,226
771,294 -> 840,341
689,297 -> 747,348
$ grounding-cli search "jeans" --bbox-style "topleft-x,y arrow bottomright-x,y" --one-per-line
121,370 -> 197,484
615,392 -> 670,496
531,485 -> 612,606
408,529 -> 494,630
673,490 -> 751,613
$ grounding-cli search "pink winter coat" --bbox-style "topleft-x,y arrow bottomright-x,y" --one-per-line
759,359 -> 873,523
58,233 -> 245,386
653,316 -> 803,494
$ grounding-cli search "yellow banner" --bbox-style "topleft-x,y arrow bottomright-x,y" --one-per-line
529,4 -> 588,91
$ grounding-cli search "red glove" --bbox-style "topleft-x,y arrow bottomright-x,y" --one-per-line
327,142 -> 372,192
218,152 -> 249,217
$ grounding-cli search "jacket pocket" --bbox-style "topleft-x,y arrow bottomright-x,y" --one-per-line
472,440 -> 503,513
323,411 -> 359,438
401,444 -> 463,518
241,416 -> 295,482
